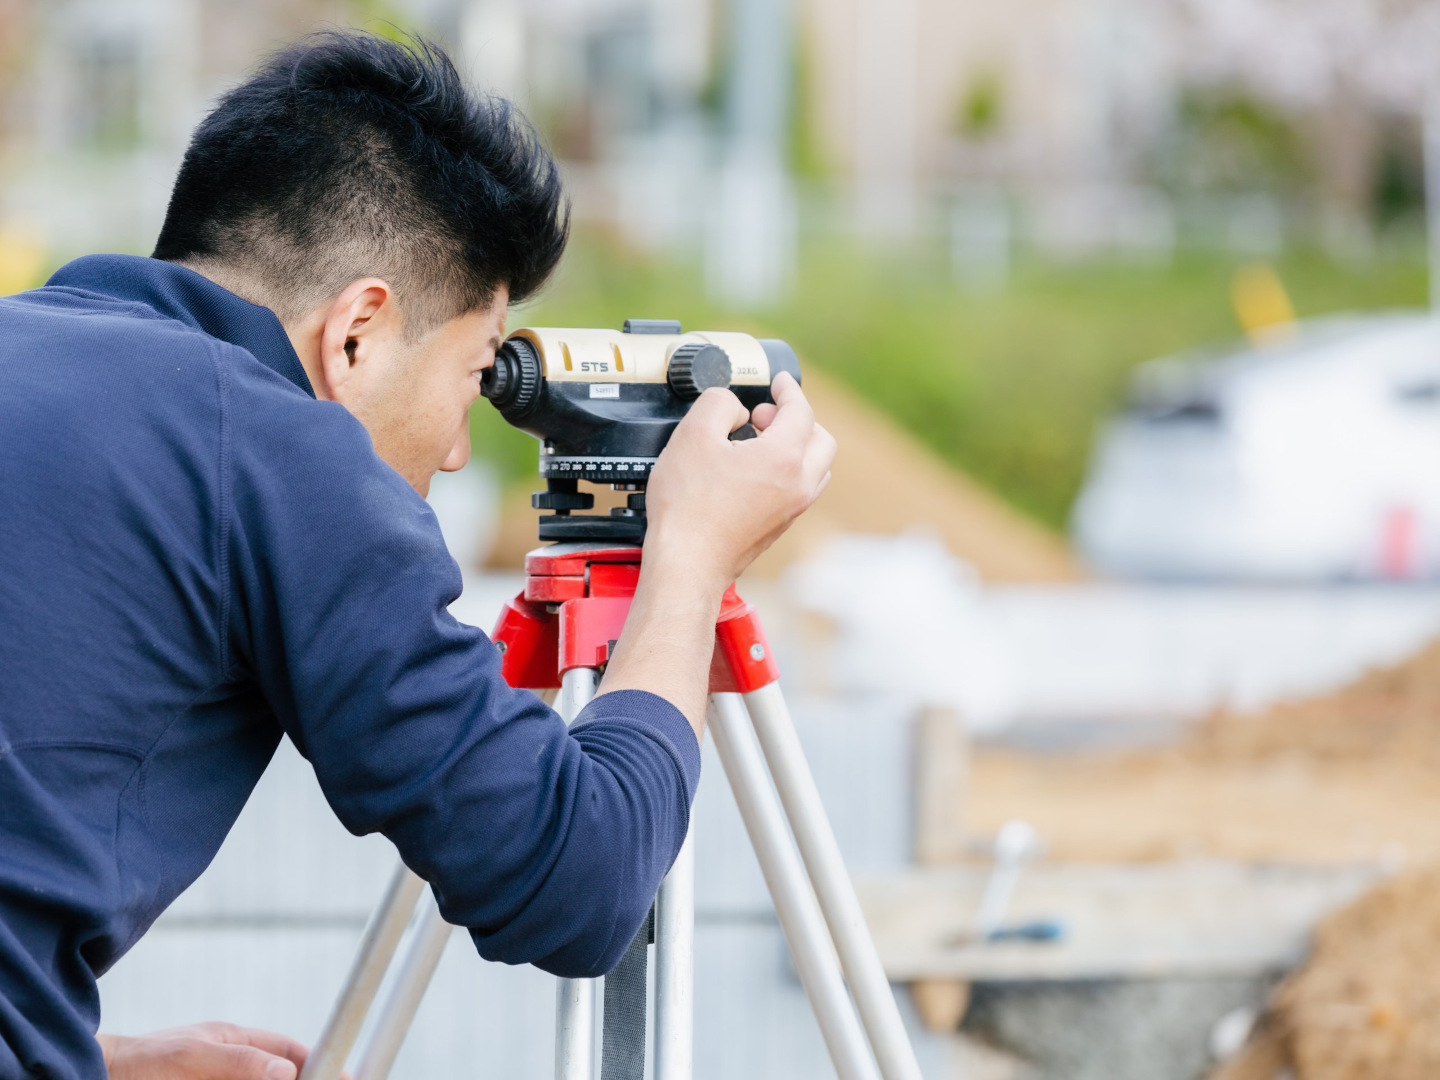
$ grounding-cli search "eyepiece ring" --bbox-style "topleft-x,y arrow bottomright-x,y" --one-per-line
482,337 -> 543,420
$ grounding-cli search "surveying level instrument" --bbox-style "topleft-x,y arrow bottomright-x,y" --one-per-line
480,318 -> 800,543
299,322 -> 923,1080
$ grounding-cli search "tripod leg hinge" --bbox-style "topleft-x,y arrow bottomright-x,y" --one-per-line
560,596 -> 632,673
712,588 -> 780,693
493,580 -> 780,694
493,594 -> 561,690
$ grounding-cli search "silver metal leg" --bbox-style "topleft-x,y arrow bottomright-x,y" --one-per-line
300,862 -> 427,1080
708,694 -> 880,1080
555,666 -> 601,1080
554,975 -> 598,1080
353,894 -> 454,1080
555,666 -> 600,726
742,683 -> 924,1080
653,827 -> 694,1080
303,655 -> 921,1080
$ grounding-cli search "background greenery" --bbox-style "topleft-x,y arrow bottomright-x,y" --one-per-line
476,237 -> 1430,529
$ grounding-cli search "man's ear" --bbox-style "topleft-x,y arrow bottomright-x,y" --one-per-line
314,278 -> 394,403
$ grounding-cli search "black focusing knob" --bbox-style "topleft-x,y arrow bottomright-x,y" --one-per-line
482,338 -> 543,420
667,343 -> 732,399
532,487 -> 594,511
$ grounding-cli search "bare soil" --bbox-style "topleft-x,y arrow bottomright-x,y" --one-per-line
967,640 -> 1440,866
1215,866 -> 1440,1080
963,639 -> 1440,1080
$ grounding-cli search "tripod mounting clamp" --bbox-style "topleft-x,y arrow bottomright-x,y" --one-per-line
492,542 -> 779,693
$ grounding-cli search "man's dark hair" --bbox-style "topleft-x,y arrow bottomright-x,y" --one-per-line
153,30 -> 568,330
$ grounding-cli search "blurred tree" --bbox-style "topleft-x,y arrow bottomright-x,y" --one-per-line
1156,89 -> 1308,196
1372,121 -> 1425,232
954,70 -> 1003,142
788,11 -> 828,180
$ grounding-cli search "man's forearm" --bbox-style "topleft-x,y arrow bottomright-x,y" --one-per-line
596,549 -> 724,740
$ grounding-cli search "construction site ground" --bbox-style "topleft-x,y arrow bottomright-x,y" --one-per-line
967,639 -> 1440,867
962,639 -> 1440,1080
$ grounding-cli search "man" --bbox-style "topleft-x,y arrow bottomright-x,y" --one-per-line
0,30 -> 834,1080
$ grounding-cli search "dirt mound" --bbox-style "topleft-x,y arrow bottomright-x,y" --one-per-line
1215,866 -> 1440,1080
1191,639 -> 1440,766
965,626 -> 1440,1078
967,639 -> 1440,866
485,369 -> 1083,582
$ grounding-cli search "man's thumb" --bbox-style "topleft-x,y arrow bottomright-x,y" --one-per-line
684,386 -> 749,436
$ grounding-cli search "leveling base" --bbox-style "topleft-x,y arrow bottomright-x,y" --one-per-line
532,481 -> 648,545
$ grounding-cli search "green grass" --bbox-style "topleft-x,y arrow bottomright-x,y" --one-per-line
470,238 -> 1427,528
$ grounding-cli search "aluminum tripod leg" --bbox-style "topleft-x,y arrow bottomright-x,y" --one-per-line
354,897 -> 454,1080
652,828 -> 694,1080
743,684 -> 924,1080
708,694 -> 880,1080
299,862 -> 426,1080
555,667 -> 601,1080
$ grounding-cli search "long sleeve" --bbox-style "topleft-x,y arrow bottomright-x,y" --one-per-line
223,357 -> 700,977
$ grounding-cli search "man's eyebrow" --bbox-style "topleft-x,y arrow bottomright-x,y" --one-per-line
488,335 -> 502,350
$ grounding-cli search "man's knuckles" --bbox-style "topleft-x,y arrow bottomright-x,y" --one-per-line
172,1038 -> 287,1080
196,1021 -> 244,1043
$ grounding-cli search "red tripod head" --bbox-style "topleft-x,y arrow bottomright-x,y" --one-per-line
491,542 -> 778,694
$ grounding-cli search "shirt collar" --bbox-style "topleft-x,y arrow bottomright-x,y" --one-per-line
46,254 -> 315,397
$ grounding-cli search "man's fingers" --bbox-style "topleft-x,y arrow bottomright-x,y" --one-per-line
750,402 -> 779,431
757,372 -> 815,447
222,1027 -> 309,1073
771,370 -> 800,400
178,1039 -> 296,1080
813,469 -> 833,501
801,422 -> 838,494
682,386 -> 750,437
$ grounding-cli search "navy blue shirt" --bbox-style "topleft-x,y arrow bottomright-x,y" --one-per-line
0,255 -> 700,1080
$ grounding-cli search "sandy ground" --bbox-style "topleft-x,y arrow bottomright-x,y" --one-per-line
485,369 -> 1083,582
967,639 -> 1440,866
966,638 -> 1440,1080
970,750 -> 1440,865
1215,866 -> 1440,1080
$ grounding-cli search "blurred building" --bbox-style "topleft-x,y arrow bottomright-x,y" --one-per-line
3,0 -> 1439,280
0,0 -> 377,260
806,0 -> 1440,260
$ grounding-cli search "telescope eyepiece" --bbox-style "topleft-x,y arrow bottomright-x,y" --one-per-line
482,337 -> 543,421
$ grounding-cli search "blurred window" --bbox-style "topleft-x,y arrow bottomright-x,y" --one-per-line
1126,361 -> 1224,426
1133,399 -> 1223,425
1394,380 -> 1440,406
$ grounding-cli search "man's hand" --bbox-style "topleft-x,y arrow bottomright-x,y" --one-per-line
98,1023 -> 312,1080
598,372 -> 836,734
645,371 -> 835,591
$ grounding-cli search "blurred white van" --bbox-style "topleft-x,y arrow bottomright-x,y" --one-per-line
1072,314 -> 1440,581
